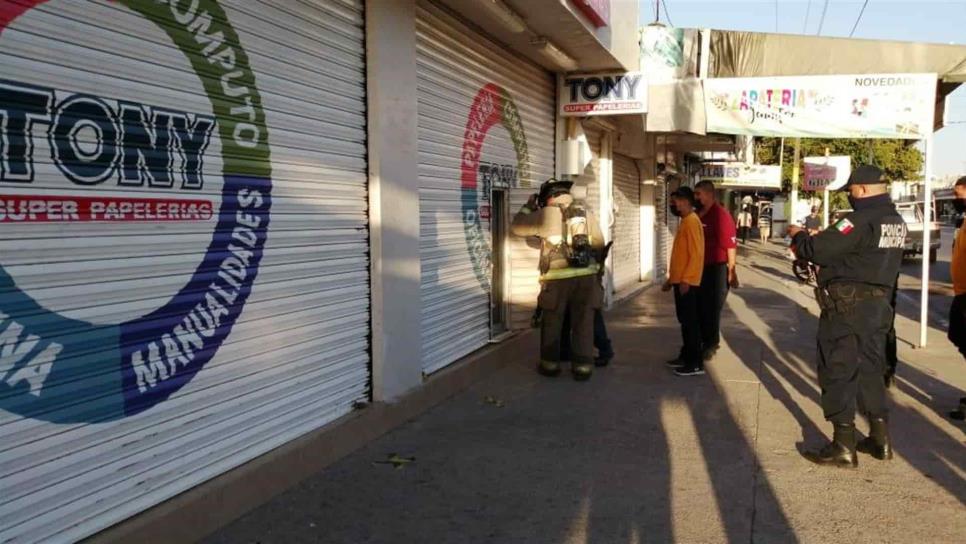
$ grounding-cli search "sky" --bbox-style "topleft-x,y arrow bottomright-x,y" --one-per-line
637,0 -> 966,178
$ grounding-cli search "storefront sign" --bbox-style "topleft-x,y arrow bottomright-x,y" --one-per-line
560,72 -> 647,116
640,26 -> 698,84
0,0 -> 272,423
705,73 -> 937,139
571,0 -> 609,27
803,156 -> 851,191
461,84 -> 531,290
698,162 -> 781,190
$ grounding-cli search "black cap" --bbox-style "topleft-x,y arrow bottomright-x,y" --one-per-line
538,179 -> 573,203
846,165 -> 885,187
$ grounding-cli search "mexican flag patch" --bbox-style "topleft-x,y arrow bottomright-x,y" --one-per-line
834,218 -> 854,234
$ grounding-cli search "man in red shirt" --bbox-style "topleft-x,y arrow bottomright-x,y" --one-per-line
694,180 -> 739,361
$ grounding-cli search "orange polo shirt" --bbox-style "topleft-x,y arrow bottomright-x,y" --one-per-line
953,222 -> 966,295
669,212 -> 705,286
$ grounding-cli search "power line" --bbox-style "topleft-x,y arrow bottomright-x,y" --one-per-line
661,0 -> 674,27
849,0 -> 870,37
803,0 -> 812,33
816,0 -> 830,35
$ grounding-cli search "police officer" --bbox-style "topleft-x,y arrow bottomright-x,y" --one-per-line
512,179 -> 604,380
788,165 -> 907,468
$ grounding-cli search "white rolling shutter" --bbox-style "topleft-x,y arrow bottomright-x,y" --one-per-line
612,154 -> 641,294
0,1 -> 369,542
416,1 -> 554,374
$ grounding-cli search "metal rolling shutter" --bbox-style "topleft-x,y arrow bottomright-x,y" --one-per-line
0,1 -> 368,542
416,1 -> 554,374
612,154 -> 640,294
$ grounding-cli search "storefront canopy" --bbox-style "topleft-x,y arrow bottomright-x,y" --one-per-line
709,30 -> 966,83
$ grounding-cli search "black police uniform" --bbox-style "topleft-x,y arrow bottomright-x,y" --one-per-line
791,166 -> 906,467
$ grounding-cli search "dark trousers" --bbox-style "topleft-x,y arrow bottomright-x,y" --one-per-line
560,309 -> 613,361
538,275 -> 600,366
817,297 -> 892,424
699,263 -> 729,351
674,285 -> 702,368
947,294 -> 966,359
739,226 -> 750,244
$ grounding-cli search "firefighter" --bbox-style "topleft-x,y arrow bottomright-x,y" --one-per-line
512,179 -> 604,381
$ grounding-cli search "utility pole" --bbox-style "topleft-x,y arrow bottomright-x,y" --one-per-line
823,147 -> 830,228
791,138 -> 801,226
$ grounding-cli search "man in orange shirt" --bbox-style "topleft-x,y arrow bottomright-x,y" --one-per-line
664,187 -> 706,376
947,176 -> 966,420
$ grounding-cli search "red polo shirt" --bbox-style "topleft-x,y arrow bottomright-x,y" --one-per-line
700,202 -> 737,265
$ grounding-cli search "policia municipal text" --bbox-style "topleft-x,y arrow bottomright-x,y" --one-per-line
512,180 -> 604,381
789,165 -> 907,468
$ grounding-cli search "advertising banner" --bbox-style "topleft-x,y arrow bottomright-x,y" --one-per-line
803,155 -> 852,191
698,162 -> 782,190
704,73 -> 937,139
560,71 -> 647,116
640,26 -> 699,84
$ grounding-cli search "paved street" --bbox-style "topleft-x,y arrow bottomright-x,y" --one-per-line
205,242 -> 966,544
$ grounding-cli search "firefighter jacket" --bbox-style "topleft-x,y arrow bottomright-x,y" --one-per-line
511,194 -> 605,281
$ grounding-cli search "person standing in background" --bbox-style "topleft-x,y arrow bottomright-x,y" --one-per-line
692,180 -> 739,363
736,206 -> 753,245
804,206 -> 822,234
758,205 -> 773,244
664,187 -> 705,377
945,176 -> 966,420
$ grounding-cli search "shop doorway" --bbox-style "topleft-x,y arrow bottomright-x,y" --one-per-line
490,189 -> 509,337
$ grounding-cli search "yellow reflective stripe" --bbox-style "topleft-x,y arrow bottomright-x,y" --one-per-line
540,264 -> 600,281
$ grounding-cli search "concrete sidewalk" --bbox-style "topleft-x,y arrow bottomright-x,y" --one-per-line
205,243 -> 966,544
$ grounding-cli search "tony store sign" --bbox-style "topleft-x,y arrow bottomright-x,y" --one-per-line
0,0 -> 271,423
559,71 -> 647,117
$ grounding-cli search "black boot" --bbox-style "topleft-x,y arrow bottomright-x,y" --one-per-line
857,417 -> 893,460
804,423 -> 858,468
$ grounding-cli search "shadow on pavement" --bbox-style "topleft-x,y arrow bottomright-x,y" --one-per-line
204,292 -> 800,544
729,284 -> 966,508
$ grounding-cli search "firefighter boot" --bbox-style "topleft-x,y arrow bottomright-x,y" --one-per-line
572,363 -> 593,381
804,423 -> 858,468
857,417 -> 893,461
538,360 -> 561,377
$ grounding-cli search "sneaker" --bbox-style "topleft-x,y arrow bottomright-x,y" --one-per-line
665,358 -> 685,368
674,365 -> 706,377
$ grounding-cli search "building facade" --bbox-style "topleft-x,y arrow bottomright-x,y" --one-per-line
0,1 -> 667,541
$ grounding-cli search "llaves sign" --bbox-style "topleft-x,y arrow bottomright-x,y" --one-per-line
0,0 -> 272,423
560,72 -> 647,117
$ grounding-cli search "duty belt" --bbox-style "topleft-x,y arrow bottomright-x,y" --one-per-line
815,282 -> 890,315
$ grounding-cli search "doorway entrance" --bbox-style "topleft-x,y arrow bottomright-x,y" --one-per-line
490,189 -> 509,337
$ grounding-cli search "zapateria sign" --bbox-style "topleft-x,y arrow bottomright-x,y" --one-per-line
0,0 -> 272,423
